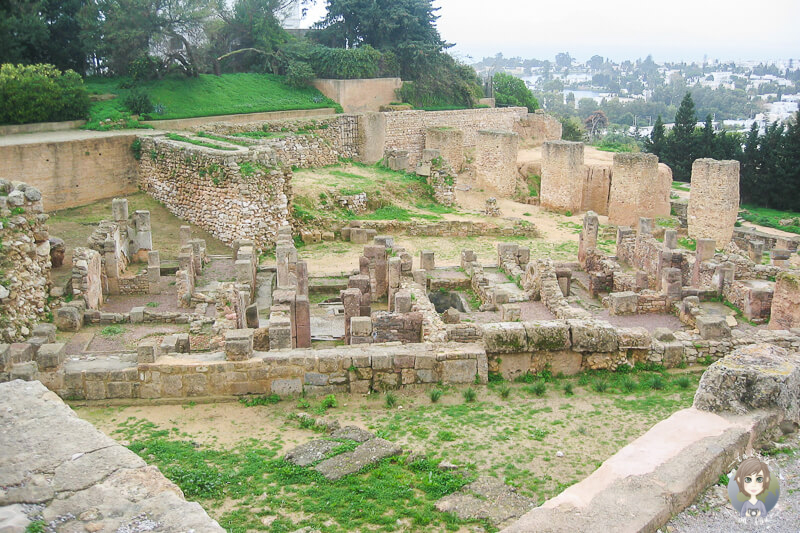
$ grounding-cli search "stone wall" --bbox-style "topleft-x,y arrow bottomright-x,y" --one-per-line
204,115 -> 360,169
0,135 -> 139,211
0,181 -> 50,342
688,158 -> 740,248
71,248 -> 103,310
348,219 -> 539,238
540,141 -> 584,213
372,311 -> 423,343
382,107 -> 528,168
475,130 -> 519,197
607,153 -> 668,227
137,136 -> 292,247
733,225 -> 800,252
425,127 -> 465,172
513,110 -> 563,146
581,165 -> 611,215
769,271 -> 800,330
313,78 -> 403,113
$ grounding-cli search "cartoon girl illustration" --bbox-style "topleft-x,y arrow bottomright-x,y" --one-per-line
734,457 -> 771,518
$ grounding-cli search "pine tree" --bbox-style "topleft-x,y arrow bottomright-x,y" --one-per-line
644,115 -> 666,159
698,114 -> 715,159
740,122 -> 760,204
666,92 -> 698,181
778,111 -> 800,211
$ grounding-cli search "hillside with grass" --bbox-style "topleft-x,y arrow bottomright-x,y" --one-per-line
84,73 -> 341,129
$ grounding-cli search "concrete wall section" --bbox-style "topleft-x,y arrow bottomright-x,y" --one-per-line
313,78 -> 403,113
0,135 -> 139,211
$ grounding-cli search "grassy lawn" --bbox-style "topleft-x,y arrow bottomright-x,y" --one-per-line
740,204 -> 800,235
75,366 -> 700,532
84,73 -> 341,128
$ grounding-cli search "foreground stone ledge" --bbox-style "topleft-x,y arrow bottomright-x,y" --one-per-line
502,408 -> 776,533
0,380 -> 224,532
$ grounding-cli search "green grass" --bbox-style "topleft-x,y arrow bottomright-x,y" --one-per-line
740,204 -> 800,235
165,132 -> 238,151
84,73 -> 341,127
678,236 -> 697,251
671,181 -> 691,192
99,325 -> 125,337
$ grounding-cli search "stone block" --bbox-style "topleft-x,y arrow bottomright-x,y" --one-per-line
351,316 -> 373,337
663,342 -> 684,367
617,327 -> 652,350
245,303 -> 260,329
568,320 -> 619,352
608,291 -> 638,315
696,315 -> 731,340
225,329 -> 254,361
483,322 -> 527,354
500,304 -> 520,322
55,306 -> 83,331
31,323 -> 57,343
523,321 -> 571,351
130,306 -> 145,323
35,343 -> 65,370
175,333 -> 190,353
394,291 -> 412,313
137,340 -> 158,364
350,228 -> 369,244
441,359 -> 477,384
420,250 -> 435,271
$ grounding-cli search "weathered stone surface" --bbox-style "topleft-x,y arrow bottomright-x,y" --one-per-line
694,343 -> 800,421
568,320 -> 619,352
330,425 -> 375,443
35,343 -> 66,370
523,321 -> 570,351
483,322 -> 527,353
0,380 -> 224,531
314,438 -> 402,480
607,291 -> 638,315
441,359 -> 477,383
284,440 -> 340,467
769,271 -> 800,330
55,305 -> 83,332
271,378 -> 302,396
31,323 -> 57,343
695,315 -> 731,340
436,476 -> 536,528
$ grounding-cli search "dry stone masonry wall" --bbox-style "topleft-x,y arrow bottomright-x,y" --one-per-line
688,158 -> 740,248
607,153 -> 670,227
0,181 -> 50,342
540,141 -> 585,213
475,130 -> 519,198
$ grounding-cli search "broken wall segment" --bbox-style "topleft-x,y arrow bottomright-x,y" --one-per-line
475,130 -> 519,198
687,158 -> 740,248
540,141 -> 584,213
769,271 -> 800,330
607,153 -> 670,227
425,126 -> 465,173
512,110 -> 563,146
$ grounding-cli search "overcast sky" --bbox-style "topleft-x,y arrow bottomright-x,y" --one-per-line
302,0 -> 800,63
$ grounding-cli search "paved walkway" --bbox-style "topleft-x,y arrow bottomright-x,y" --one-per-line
0,128 -> 163,146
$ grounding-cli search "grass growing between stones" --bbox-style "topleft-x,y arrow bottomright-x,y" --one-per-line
77,365 -> 701,529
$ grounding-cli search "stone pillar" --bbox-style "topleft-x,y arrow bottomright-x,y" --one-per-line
387,257 -> 402,310
179,225 -> 192,247
133,210 -> 152,254
295,295 -> 311,348
420,250 -> 435,271
395,290 -> 412,313
72,248 -> 103,310
556,268 -> 572,297
475,130 -> 519,198
111,198 -> 129,222
296,261 -> 309,298
661,267 -> 683,304
578,211 -> 599,266
771,249 -> 791,267
268,310 -> 292,350
426,126 -> 465,172
608,153 -> 661,227
342,287 -> 362,345
688,159 -> 740,248
276,243 -> 292,289
748,240 -> 765,264
664,230 -> 678,250
147,250 -> 161,295
691,238 -> 717,286
540,140 -> 584,213
412,269 -> 427,287
225,329 -> 254,361
769,271 -> 800,330
364,244 -> 388,300
461,250 -> 477,270
348,274 -> 371,317
103,237 -> 120,295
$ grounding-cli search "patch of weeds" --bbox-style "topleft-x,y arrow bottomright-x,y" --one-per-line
384,391 -> 397,408
619,376 -> 637,393
429,388 -> 443,403
166,132 -> 238,151
437,430 -> 458,442
463,388 -> 477,403
145,301 -> 160,308
321,394 -> 338,409
698,355 -> 715,366
591,379 -> 608,393
99,325 -> 126,337
529,428 -> 549,441
487,371 -> 504,383
577,373 -> 590,386
239,394 -> 280,407
526,381 -> 547,397
25,521 -> 46,533
674,376 -> 691,389
717,473 -> 730,486
297,397 -> 311,409
644,375 -> 666,390
499,383 -> 511,399
562,382 -> 574,396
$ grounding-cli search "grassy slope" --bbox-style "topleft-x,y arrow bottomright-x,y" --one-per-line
740,204 -> 800,235
85,73 -> 340,123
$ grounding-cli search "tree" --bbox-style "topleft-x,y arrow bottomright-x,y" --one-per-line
555,52 -> 572,68
493,73 -> 538,112
560,116 -> 585,142
584,110 -> 608,139
740,123 -> 761,204
588,55 -> 604,71
697,114 -> 715,158
665,92 -> 697,181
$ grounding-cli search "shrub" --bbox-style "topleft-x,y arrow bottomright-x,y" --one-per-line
429,388 -> 443,403
286,61 -> 315,88
620,376 -> 637,393
493,72 -> 539,112
0,63 -> 90,125
321,394 -> 337,409
646,375 -> 666,390
562,382 -> 574,396
463,387 -> 477,402
499,384 -> 511,399
310,45 -> 382,79
129,54 -> 162,81
124,89 -> 154,116
384,391 -> 397,408
528,381 -> 547,397
675,376 -> 691,389
591,379 -> 608,393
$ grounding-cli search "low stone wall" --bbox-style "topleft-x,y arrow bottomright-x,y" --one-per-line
0,380 -> 224,531
353,219 -> 539,238
733,225 -> 800,252
144,108 -> 337,130
137,136 -> 292,247
0,181 -> 51,342
26,342 -> 488,400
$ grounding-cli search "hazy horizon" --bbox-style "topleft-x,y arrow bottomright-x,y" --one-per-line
300,0 -> 800,64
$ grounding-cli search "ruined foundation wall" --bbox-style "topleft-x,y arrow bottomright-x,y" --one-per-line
382,107 -> 528,168
513,111 -> 563,146
607,153 -> 662,227
475,130 -> 519,197
0,182 -> 50,342
688,159 -> 740,248
540,141 -> 585,213
138,137 -> 292,247
425,127 -> 465,172
770,272 -> 800,330
581,165 -> 612,215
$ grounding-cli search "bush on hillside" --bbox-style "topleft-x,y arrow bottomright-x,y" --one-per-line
309,45 -> 383,79
0,63 -> 90,125
123,89 -> 154,116
493,72 -> 539,112
286,61 -> 315,88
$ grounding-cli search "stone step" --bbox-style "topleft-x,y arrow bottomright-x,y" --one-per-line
314,438 -> 402,481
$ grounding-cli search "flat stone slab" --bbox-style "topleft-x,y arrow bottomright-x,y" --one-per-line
314,438 -> 401,481
0,380 -> 224,532
329,425 -> 375,443
284,440 -> 340,467
436,476 -> 536,528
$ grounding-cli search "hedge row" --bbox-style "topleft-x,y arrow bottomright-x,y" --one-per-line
0,64 -> 90,125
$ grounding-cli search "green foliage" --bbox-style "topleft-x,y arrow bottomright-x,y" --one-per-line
499,383 -> 511,399
384,391 -> 397,408
131,138 -> 142,160
145,301 -> 159,307
674,376 -> 691,389
309,45 -> 382,79
528,381 -> 547,397
0,63 -> 89,125
462,387 -> 477,403
562,382 -> 574,396
286,60 -> 316,88
591,379 -> 608,393
740,204 -> 800,236
429,388 -> 443,403
493,72 -> 539,112
99,325 -> 125,337
25,521 -> 46,533
196,131 -> 251,147
321,394 -> 338,409
123,89 -> 153,116
559,116 -> 586,142
239,394 -> 281,407
718,473 -> 730,486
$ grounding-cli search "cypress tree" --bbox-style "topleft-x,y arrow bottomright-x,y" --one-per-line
666,92 -> 697,181
644,115 -> 666,159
